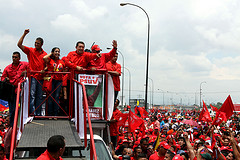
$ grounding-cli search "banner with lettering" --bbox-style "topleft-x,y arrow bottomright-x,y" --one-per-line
78,74 -> 105,120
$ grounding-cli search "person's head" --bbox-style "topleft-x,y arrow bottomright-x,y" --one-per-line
223,138 -> 230,146
178,137 -> 186,147
164,150 -> 175,160
158,142 -> 171,156
122,148 -> 132,157
180,152 -> 189,160
140,138 -> 148,152
133,147 -> 142,158
111,53 -> 118,63
35,37 -> 44,50
51,47 -> 60,60
75,41 -> 85,54
12,51 -> 21,64
47,135 -> 65,157
91,44 -> 102,53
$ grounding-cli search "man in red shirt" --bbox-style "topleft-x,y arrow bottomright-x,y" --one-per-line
87,40 -> 117,70
64,41 -> 101,71
17,29 -> 47,116
1,52 -> 28,127
106,53 -> 121,101
37,135 -> 65,160
149,142 -> 170,160
109,99 -> 122,149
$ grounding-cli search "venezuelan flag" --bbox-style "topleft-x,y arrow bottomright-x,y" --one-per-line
0,99 -> 9,112
153,133 -> 161,151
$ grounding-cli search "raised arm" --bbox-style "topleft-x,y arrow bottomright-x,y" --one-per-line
17,29 -> 29,51
183,132 -> 195,160
43,52 -> 52,64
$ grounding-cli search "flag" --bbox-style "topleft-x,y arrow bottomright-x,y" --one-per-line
0,99 -> 9,112
117,113 -> 128,127
212,95 -> 234,126
211,130 -> 216,150
210,104 -> 218,112
198,101 -> 212,122
153,133 -> 161,150
137,107 -> 149,118
128,110 -> 144,132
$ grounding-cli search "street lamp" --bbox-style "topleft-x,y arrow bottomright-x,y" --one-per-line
107,48 -> 124,107
123,67 -> 131,107
120,3 -> 150,110
148,77 -> 154,108
200,81 -> 206,108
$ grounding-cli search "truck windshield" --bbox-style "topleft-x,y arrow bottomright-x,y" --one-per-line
73,140 -> 112,160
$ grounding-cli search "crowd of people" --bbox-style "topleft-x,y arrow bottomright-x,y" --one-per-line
109,104 -> 240,160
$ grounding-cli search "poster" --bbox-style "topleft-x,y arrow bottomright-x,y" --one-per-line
78,74 -> 105,119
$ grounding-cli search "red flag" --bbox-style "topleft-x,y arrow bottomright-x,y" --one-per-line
212,95 -> 234,126
210,104 -> 218,112
211,130 -> 216,150
117,113 -> 128,127
137,107 -> 149,118
128,110 -> 144,132
198,101 -> 212,122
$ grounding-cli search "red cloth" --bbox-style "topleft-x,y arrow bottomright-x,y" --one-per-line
149,152 -> 165,160
212,95 -> 234,126
109,108 -> 122,136
23,46 -> 47,79
128,111 -> 144,133
88,48 -> 116,69
36,150 -> 63,160
210,104 -> 218,112
106,61 -> 121,91
47,58 -> 65,80
65,51 -> 97,69
198,101 -> 212,122
1,61 -> 29,86
117,113 -> 128,128
137,107 -> 149,118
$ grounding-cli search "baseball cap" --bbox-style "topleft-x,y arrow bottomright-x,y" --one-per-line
200,153 -> 212,160
172,155 -> 184,160
91,45 -> 102,51
160,141 -> 171,150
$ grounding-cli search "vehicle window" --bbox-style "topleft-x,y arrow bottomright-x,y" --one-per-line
80,140 -> 112,160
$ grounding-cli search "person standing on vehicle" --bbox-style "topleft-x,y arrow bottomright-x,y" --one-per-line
87,40 -> 117,70
106,52 -> 121,101
43,47 -> 65,117
63,41 -> 101,71
37,135 -> 65,160
1,52 -> 28,127
17,29 -> 47,116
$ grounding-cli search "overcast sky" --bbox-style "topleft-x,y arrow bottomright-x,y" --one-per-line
1,0 -> 240,106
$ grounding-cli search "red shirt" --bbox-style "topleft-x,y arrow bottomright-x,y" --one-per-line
23,46 -> 47,71
1,61 -> 29,86
47,58 -> 65,80
106,61 -> 121,91
65,51 -> 97,69
36,150 -> 63,160
88,48 -> 116,69
149,152 -> 165,160
110,108 -> 122,136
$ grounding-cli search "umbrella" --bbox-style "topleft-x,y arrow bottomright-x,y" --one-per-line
182,119 -> 199,127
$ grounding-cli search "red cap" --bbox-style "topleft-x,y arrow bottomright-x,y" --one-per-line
91,45 -> 102,51
220,146 -> 233,152
160,141 -> 171,150
172,155 -> 184,160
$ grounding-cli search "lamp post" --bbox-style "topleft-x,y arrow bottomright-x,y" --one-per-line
120,3 -> 150,110
123,67 -> 131,106
148,77 -> 154,108
107,48 -> 124,107
200,81 -> 206,108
